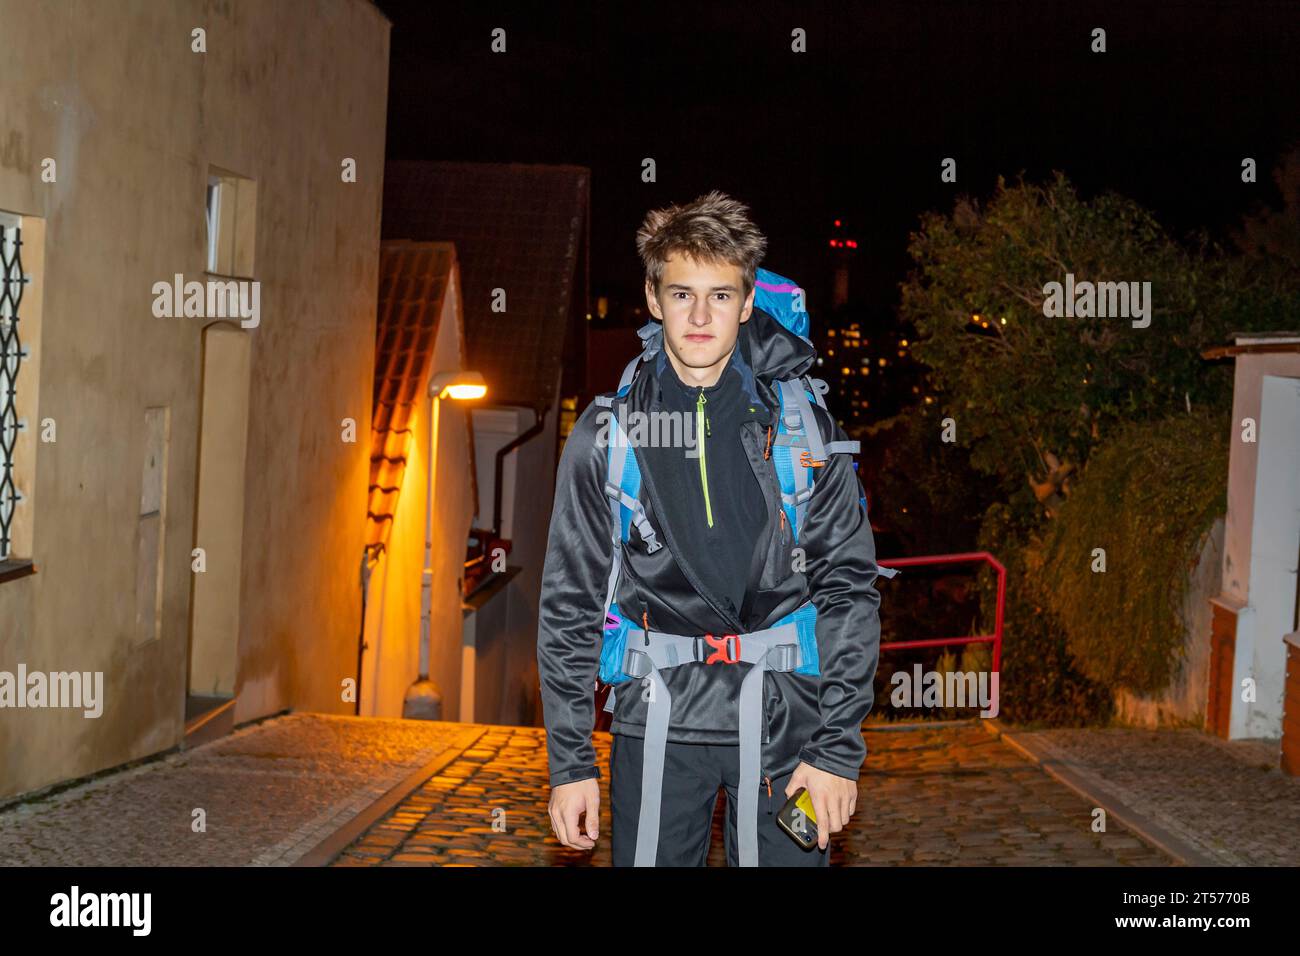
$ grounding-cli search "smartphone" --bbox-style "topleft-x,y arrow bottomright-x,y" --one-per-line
775,786 -> 819,849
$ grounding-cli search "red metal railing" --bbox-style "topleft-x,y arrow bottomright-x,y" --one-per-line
877,551 -> 1004,672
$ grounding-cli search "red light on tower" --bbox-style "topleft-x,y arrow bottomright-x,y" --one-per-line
828,219 -> 854,309
830,218 -> 856,250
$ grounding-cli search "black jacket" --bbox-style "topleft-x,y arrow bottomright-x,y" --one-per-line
646,343 -> 770,623
537,305 -> 884,788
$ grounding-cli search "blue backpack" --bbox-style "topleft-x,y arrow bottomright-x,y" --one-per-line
591,267 -> 874,687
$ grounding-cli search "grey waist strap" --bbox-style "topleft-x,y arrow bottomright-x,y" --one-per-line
618,623 -> 802,867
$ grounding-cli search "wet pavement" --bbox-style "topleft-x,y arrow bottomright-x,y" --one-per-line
3,711 -> 1293,867
330,719 -> 1176,866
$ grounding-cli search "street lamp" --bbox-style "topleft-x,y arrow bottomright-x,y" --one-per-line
403,369 -> 487,720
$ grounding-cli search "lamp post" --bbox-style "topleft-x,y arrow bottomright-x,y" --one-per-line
403,369 -> 487,720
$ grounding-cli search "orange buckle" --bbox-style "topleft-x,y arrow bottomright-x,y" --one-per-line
703,632 -> 741,664
798,450 -> 826,468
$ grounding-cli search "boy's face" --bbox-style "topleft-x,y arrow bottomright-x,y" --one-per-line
645,253 -> 754,388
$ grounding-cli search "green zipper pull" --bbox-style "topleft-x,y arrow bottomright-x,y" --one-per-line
696,388 -> 713,527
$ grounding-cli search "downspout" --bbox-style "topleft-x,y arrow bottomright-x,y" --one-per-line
357,542 -> 383,716
492,406 -> 545,539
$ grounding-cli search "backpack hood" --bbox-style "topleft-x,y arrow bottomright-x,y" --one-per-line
738,302 -> 818,389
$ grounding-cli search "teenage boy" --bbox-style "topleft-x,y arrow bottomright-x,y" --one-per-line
538,190 -> 883,866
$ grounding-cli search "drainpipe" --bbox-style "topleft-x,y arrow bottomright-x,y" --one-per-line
492,407 -> 545,539
356,543 -> 383,716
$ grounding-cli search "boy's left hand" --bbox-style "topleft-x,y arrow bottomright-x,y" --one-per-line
787,761 -> 858,850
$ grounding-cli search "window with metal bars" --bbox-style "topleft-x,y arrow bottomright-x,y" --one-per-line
0,216 -> 27,561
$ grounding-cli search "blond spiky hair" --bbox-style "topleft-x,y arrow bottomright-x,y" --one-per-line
636,189 -> 768,299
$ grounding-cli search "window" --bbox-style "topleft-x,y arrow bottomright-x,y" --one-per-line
205,177 -> 221,271
0,211 -> 45,575
205,168 -> 257,278
1,212 -> 25,561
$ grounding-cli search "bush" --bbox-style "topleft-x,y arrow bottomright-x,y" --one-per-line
975,501 -> 1114,726
1039,410 -> 1230,693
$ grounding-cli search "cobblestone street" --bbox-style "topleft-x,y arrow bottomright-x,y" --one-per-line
3,712 -> 1295,867
330,720 -> 1177,866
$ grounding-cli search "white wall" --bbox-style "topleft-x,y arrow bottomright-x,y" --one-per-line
1218,352 -> 1300,739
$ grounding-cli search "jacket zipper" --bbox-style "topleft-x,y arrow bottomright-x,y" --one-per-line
632,406 -> 742,633
696,388 -> 713,527
763,774 -> 772,815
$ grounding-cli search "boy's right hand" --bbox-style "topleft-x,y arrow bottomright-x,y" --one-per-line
548,777 -> 600,850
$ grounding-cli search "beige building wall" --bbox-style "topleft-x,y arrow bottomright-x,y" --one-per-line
0,0 -> 390,799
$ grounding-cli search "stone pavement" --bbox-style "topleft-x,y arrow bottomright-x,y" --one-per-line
0,713 -> 482,866
994,723 -> 1300,866
330,719 -> 1175,866
3,711 -> 1290,867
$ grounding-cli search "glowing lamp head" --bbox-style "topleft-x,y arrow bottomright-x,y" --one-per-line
429,370 -> 487,400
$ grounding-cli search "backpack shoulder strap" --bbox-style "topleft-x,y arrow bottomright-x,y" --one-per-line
804,376 -> 861,456
600,398 -> 662,618
772,380 -> 813,541
604,402 -> 660,551
771,377 -> 862,540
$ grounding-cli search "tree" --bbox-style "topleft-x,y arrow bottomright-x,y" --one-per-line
1233,142 -> 1300,269
899,172 -> 1296,521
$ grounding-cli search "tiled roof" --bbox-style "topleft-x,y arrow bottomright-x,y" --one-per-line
367,241 -> 465,551
381,160 -> 590,411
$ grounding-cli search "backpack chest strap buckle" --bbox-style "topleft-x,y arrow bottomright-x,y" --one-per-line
700,633 -> 740,664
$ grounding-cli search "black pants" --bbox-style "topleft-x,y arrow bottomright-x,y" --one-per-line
610,732 -> 831,867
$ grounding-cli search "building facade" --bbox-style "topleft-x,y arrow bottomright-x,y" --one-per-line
0,0 -> 391,800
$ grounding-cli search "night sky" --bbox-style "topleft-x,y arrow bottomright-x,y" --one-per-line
376,0 -> 1299,318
